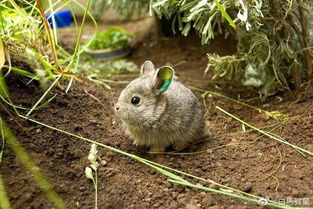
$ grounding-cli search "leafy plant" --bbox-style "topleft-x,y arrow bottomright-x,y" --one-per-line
88,26 -> 132,50
92,0 -> 313,97
76,57 -> 138,89
0,0 -> 95,207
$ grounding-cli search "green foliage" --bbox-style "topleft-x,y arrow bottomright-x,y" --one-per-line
208,0 -> 313,96
88,26 -> 132,50
0,174 -> 11,209
94,0 -> 313,97
76,57 -> 139,89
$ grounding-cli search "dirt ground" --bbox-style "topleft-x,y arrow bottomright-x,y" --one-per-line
1,17 -> 313,209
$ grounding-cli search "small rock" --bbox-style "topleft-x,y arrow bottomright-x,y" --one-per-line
135,179 -> 142,184
89,119 -> 97,124
36,129 -> 41,134
174,184 -> 185,193
149,169 -> 156,175
177,193 -> 185,200
79,186 -> 86,192
153,202 -> 160,207
163,181 -> 172,188
202,194 -> 214,207
243,182 -> 253,193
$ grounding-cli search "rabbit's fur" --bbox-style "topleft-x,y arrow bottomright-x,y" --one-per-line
115,61 -> 205,152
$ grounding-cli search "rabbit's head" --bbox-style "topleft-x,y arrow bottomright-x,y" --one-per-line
115,61 -> 174,126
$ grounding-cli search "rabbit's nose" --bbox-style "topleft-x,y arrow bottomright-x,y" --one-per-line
115,104 -> 120,111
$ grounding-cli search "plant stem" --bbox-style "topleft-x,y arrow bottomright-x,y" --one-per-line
26,74 -> 62,116
65,0 -> 93,72
190,86 -> 265,113
216,106 -> 313,156
0,117 -> 66,209
17,115 -> 282,206
36,0 -> 59,68
94,170 -> 98,209
0,174 -> 11,209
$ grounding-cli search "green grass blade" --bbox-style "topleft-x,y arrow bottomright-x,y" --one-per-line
0,70 -> 9,98
212,0 -> 236,29
216,106 -> 313,156
0,174 -> 12,209
26,74 -> 62,116
6,66 -> 39,80
170,180 -> 293,209
17,115 -> 299,209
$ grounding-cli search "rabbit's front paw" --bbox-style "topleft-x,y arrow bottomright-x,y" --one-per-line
133,140 -> 140,146
149,145 -> 166,153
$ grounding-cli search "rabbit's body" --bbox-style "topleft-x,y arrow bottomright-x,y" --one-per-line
115,61 -> 205,152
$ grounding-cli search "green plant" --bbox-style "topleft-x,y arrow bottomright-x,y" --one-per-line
0,174 -> 11,209
85,144 -> 100,209
88,26 -> 132,50
0,0 -> 96,207
76,58 -> 138,89
0,117 -> 66,209
91,0 -> 313,97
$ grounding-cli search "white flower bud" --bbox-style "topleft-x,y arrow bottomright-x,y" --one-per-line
85,167 -> 94,180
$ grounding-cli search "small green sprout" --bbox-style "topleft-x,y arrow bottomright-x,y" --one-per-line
85,143 -> 99,209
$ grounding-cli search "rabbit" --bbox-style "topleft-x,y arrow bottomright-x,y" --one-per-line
115,60 -> 205,152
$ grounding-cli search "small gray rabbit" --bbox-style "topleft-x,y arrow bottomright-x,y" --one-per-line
115,61 -> 205,152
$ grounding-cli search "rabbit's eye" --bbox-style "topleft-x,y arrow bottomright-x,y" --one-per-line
131,96 -> 140,105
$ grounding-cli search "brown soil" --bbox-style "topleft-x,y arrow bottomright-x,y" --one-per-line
1,17 -> 313,209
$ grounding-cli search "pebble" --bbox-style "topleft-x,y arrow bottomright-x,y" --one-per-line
149,169 -> 156,175
135,179 -> 142,184
243,182 -> 253,193
177,193 -> 185,200
101,160 -> 107,166
202,194 -> 214,207
163,181 -> 172,188
79,186 -> 86,192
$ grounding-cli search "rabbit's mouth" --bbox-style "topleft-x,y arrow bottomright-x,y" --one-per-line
114,109 -> 130,121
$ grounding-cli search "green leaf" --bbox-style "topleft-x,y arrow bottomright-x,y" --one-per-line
0,71 -> 9,99
9,66 -> 39,80
212,0 -> 236,29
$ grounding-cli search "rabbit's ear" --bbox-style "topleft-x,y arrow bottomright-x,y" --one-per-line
140,61 -> 156,75
153,66 -> 174,93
